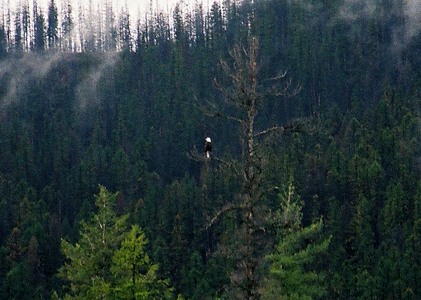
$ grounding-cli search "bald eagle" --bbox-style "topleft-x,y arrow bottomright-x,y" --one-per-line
205,137 -> 212,158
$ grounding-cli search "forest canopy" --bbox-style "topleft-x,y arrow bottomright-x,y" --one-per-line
1,0 -> 421,299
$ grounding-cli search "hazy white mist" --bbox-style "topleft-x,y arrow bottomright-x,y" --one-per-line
37,0 -> 202,16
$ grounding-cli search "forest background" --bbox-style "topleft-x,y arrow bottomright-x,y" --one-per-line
1,0 -> 421,299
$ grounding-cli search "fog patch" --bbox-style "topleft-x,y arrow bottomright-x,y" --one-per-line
403,0 -> 421,41
339,0 -> 376,22
0,52 -> 65,109
74,51 -> 119,109
0,50 -> 120,119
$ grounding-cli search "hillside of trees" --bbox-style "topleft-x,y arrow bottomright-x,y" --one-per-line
1,0 -> 421,299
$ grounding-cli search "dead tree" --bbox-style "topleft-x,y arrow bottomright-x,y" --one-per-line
194,36 -> 301,300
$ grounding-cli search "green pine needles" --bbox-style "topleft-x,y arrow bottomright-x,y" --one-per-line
56,186 -> 172,300
261,184 -> 331,300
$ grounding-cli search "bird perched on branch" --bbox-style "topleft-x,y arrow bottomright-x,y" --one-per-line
204,137 -> 212,158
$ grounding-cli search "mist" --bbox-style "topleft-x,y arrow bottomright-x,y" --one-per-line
0,51 -> 119,112
0,52 -> 65,108
337,0 -> 421,49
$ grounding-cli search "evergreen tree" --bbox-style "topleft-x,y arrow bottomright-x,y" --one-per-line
22,0 -> 31,51
57,186 -> 172,299
118,5 -> 131,51
208,1 -> 224,51
14,8 -> 22,52
173,4 -> 186,49
104,0 -> 117,51
261,184 -> 330,299
0,25 -> 7,58
1,1 -> 421,299
61,0 -> 73,51
5,0 -> 12,51
111,225 -> 172,299
34,7 -> 45,51
58,186 -> 128,299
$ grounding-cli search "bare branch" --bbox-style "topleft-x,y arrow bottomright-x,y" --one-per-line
206,202 -> 248,230
270,77 -> 301,98
254,126 -> 284,138
194,93 -> 245,125
281,117 -> 310,134
187,145 -> 208,163
187,147 -> 239,177
262,69 -> 288,82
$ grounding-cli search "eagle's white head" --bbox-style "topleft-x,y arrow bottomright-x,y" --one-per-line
206,137 -> 211,143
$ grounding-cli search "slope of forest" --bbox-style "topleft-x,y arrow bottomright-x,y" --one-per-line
1,0 -> 421,299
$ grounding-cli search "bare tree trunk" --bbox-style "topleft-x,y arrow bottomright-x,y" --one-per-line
197,35 -> 300,299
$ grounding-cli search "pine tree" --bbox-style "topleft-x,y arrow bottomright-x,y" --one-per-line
47,0 -> 58,49
111,225 -> 172,299
118,4 -> 131,51
61,0 -> 73,51
0,25 -> 7,58
34,7 -> 45,51
14,7 -> 22,52
261,183 -> 330,300
22,0 -> 31,51
58,186 -> 128,299
57,186 -> 172,299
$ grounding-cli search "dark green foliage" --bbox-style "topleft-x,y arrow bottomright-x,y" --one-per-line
57,186 -> 172,299
0,25 -> 7,58
260,183 -> 330,300
0,0 -> 421,299
263,220 -> 330,300
14,10 -> 22,52
34,9 -> 45,52
47,0 -> 58,49
179,251 -> 228,299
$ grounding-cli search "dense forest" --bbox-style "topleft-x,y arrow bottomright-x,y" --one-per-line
1,0 -> 421,299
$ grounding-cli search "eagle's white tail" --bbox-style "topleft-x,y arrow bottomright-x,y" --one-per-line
206,151 -> 210,158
